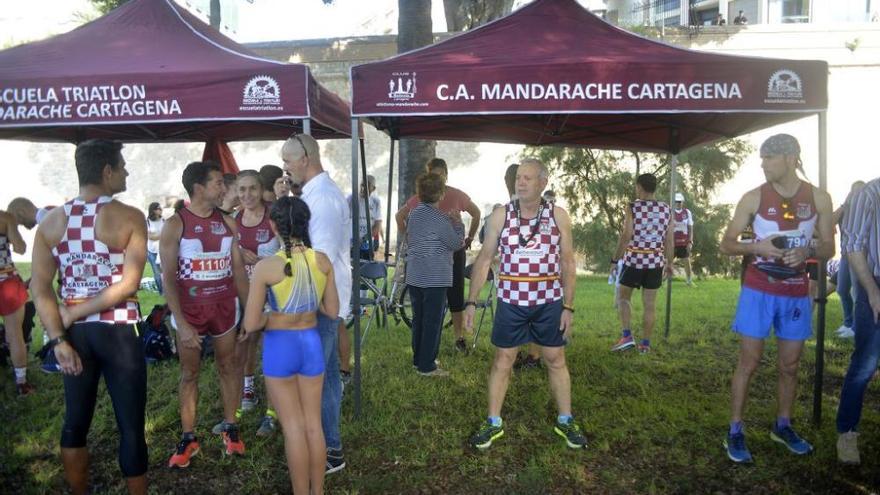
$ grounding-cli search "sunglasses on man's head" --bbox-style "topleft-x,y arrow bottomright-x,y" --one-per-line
290,134 -> 309,159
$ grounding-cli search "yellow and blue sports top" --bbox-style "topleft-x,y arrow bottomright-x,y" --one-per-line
266,247 -> 326,314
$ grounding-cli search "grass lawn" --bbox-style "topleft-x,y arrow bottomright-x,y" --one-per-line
2,263 -> 879,494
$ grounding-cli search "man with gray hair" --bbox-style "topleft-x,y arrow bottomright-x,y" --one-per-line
281,133 -> 350,474
835,176 -> 880,465
464,158 -> 586,450
719,133 -> 833,463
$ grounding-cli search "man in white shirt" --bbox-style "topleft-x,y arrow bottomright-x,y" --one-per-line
281,134 -> 351,474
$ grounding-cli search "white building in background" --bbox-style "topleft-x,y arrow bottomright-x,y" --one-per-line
599,0 -> 877,27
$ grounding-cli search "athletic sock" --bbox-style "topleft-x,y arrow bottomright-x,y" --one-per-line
729,421 -> 743,436
622,329 -> 632,338
640,339 -> 650,347
488,416 -> 502,427
182,431 -> 196,442
14,367 -> 27,384
557,414 -> 573,425
776,417 -> 791,429
243,375 -> 254,390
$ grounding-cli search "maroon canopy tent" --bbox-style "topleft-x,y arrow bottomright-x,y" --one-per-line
348,0 -> 830,421
0,0 -> 352,142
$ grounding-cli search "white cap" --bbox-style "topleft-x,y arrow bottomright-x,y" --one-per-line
674,193 -> 684,202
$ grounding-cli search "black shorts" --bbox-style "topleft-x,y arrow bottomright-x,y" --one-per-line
674,246 -> 689,259
447,248 -> 466,312
619,265 -> 663,290
491,299 -> 564,348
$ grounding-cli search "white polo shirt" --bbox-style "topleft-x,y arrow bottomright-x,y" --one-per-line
301,171 -> 352,319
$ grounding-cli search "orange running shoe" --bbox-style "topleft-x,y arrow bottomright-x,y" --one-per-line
222,423 -> 245,456
168,436 -> 200,468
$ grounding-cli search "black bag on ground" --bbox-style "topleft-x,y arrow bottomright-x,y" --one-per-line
142,304 -> 176,363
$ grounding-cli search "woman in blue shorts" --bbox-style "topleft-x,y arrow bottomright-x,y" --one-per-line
241,197 -> 339,495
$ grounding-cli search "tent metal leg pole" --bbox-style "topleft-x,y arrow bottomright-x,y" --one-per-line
303,118 -> 312,136
384,139 -> 396,265
350,118 -> 362,419
664,153 -> 678,339
813,111 -> 828,426
360,138 -> 372,253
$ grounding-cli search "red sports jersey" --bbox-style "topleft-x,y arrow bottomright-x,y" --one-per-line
673,208 -> 692,247
235,202 -> 279,279
497,201 -> 562,306
176,208 -> 235,304
52,197 -> 139,324
624,200 -> 671,269
0,230 -> 15,281
742,182 -> 817,297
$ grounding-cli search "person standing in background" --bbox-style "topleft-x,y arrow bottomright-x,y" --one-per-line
145,202 -> 164,295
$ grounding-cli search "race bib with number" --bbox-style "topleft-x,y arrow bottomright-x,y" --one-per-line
189,252 -> 232,281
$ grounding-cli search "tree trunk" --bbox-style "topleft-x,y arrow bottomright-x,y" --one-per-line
210,0 -> 221,29
397,0 -> 435,206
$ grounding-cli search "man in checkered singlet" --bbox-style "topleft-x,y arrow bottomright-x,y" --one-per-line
610,173 -> 674,354
464,159 -> 587,451
30,139 -> 149,494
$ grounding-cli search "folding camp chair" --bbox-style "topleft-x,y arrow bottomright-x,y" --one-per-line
464,263 -> 495,349
354,260 -> 388,346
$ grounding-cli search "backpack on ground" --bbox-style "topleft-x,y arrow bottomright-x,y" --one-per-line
141,304 -> 176,363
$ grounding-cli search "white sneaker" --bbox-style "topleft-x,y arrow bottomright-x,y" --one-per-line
837,431 -> 860,465
836,325 -> 855,339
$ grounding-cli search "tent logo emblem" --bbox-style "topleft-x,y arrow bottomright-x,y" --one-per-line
388,72 -> 417,101
242,75 -> 282,109
766,70 -> 804,103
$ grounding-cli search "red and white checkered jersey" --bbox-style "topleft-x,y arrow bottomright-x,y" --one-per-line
673,208 -> 692,247
52,197 -> 139,324
176,207 -> 235,304
236,202 -> 279,280
623,200 -> 671,270
743,182 -> 817,297
0,232 -> 15,281
497,201 -> 562,306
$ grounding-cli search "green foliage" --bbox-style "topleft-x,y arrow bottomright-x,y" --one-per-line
524,139 -> 752,275
89,0 -> 130,15
3,267 -> 878,493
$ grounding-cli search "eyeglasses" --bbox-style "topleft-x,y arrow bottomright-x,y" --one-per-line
290,134 -> 309,160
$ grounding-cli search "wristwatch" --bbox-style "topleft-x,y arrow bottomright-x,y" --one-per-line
464,301 -> 477,308
47,335 -> 67,348
562,304 -> 575,313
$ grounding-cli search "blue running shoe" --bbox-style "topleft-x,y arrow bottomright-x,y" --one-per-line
41,351 -> 61,374
723,432 -> 753,463
770,424 -> 813,455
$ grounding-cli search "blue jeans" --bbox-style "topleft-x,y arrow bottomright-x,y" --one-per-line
836,276 -> 880,433
317,313 -> 342,450
146,251 -> 163,295
837,255 -> 854,328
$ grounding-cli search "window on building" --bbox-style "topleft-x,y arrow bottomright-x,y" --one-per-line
768,0 -> 810,23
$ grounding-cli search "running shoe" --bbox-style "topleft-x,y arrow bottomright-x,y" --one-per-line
241,387 -> 258,411
212,410 -> 243,435
40,351 -> 61,374
770,423 -> 813,455
418,367 -> 450,377
637,343 -> 651,354
469,420 -> 504,450
454,338 -> 467,353
326,448 -> 345,474
837,431 -> 860,465
340,369 -> 352,386
513,353 -> 541,370
554,419 -> 587,449
16,382 -> 36,397
222,423 -> 245,456
723,432 -> 753,463
256,414 -> 277,437
835,325 -> 855,339
168,437 -> 200,468
611,335 -> 635,352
